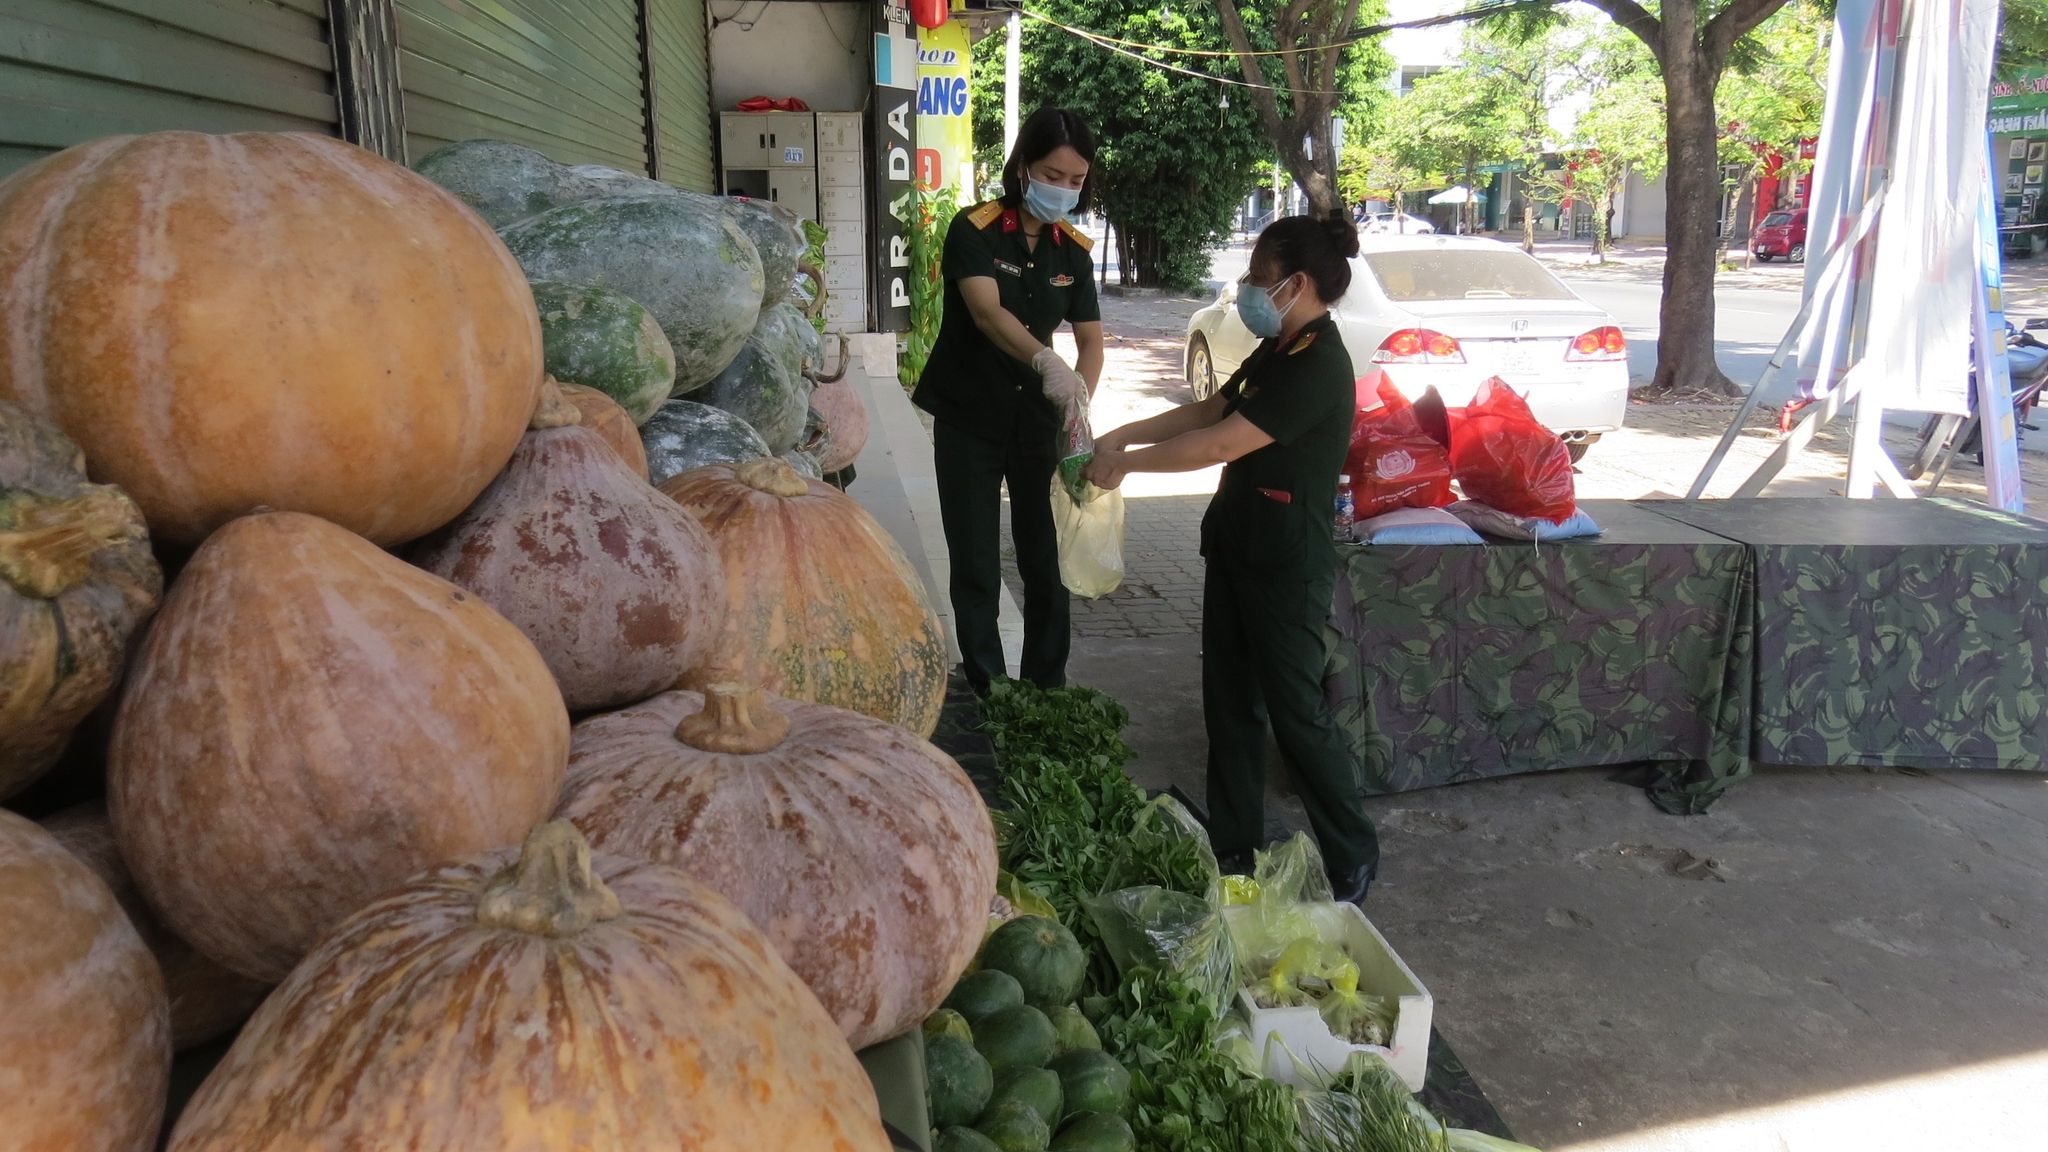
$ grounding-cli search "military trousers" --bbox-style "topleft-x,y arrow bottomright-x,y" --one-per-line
1202,552 -> 1380,876
933,420 -> 1070,694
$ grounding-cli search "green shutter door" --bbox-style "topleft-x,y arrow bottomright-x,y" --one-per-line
0,0 -> 339,181
648,0 -> 713,192
396,0 -> 649,174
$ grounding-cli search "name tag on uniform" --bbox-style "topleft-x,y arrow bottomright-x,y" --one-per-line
994,259 -> 1024,277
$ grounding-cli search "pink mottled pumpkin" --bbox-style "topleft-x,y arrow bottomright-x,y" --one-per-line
556,686 -> 997,1049
414,381 -> 725,712
167,822 -> 889,1152
810,374 -> 868,473
109,511 -> 570,983
0,809 -> 170,1152
42,803 -> 270,1051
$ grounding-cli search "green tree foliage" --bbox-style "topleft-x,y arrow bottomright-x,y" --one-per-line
2001,0 -> 2048,76
1212,0 -> 1395,216
1566,39 -> 1668,258
1015,0 -> 1272,290
971,29 -> 1008,194
1717,2 -> 1828,262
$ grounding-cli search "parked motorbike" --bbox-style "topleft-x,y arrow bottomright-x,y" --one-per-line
1905,319 -> 2047,478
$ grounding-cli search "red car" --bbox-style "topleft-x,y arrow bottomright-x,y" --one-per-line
1752,209 -> 1808,263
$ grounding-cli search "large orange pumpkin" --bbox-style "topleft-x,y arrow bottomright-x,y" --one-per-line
660,459 -> 947,735
413,383 -> 726,712
556,381 -> 649,479
0,132 -> 543,546
42,803 -> 270,1051
0,398 -> 161,800
557,685 -> 997,1049
167,822 -> 890,1152
0,808 -> 170,1152
109,511 -> 569,983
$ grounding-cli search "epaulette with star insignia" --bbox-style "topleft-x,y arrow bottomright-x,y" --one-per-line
966,201 -> 1003,229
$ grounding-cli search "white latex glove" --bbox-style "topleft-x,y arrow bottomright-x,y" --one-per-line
1032,347 -> 1087,407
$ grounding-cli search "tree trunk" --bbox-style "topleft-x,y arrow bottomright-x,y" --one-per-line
1523,196 -> 1537,254
1651,36 -> 1737,395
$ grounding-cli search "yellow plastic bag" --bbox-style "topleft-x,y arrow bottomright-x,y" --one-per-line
1051,473 -> 1124,599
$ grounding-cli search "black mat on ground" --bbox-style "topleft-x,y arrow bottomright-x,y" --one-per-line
947,675 -> 1515,1141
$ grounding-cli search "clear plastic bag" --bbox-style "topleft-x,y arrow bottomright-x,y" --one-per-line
1317,960 -> 1398,1047
1082,885 -> 1239,1017
1446,1132 -> 1547,1152
1051,472 -> 1125,599
1055,390 -> 1097,504
1294,1053 -> 1448,1151
1228,833 -> 1337,976
1099,794 -> 1220,900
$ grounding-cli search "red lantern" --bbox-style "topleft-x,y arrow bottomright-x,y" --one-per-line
913,0 -> 948,28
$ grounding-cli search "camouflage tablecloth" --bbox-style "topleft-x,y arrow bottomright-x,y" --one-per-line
1324,501 -> 1756,814
1639,498 -> 2048,774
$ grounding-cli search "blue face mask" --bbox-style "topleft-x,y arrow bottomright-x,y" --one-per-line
1024,177 -> 1081,223
1237,275 -> 1301,339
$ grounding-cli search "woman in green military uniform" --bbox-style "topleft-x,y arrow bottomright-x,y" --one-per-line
1085,214 -> 1378,902
914,108 -> 1104,696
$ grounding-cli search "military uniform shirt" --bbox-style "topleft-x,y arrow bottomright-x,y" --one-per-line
913,202 -> 1100,442
1200,315 -> 1353,574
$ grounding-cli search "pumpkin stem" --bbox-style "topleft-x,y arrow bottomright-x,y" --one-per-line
530,376 -> 584,430
732,457 -> 810,498
0,487 -> 145,599
675,684 -> 792,754
475,822 -> 622,937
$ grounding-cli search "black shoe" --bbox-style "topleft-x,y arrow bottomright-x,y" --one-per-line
1328,864 -> 1374,906
1217,850 -> 1254,877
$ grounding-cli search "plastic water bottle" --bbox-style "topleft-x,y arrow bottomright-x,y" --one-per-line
1334,474 -> 1355,541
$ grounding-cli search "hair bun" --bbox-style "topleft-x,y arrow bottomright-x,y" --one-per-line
1322,212 -> 1361,259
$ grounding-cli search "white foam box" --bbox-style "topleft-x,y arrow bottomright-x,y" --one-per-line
1224,901 -> 1433,1091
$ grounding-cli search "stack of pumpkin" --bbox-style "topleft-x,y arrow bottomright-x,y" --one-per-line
0,131 -> 988,1151
413,138 -> 867,486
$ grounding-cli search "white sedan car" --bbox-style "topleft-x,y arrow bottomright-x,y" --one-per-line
1359,212 -> 1436,236
1185,235 -> 1629,459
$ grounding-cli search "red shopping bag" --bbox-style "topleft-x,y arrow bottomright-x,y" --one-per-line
1346,370 -> 1455,517
1447,377 -> 1576,523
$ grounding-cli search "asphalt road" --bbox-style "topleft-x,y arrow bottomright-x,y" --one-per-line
1559,277 -> 1803,396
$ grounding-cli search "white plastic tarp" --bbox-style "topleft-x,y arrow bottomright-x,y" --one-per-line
1860,0 -> 2002,415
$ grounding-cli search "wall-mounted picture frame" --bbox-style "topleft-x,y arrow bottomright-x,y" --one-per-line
2013,138 -> 2033,160
2009,172 -> 2026,193
2032,142 -> 2048,162
2028,164 -> 2045,187
2026,192 -> 2041,218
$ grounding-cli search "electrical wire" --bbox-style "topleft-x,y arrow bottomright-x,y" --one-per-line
1015,0 -> 1554,58
1027,11 -> 1343,94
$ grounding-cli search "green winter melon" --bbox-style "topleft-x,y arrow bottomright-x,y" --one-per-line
925,1009 -> 975,1045
1048,1050 -> 1130,1120
530,281 -> 675,424
945,969 -> 1026,1026
1048,1005 -> 1101,1057
1050,1112 -> 1136,1152
985,1067 -> 1064,1128
639,399 -> 772,488
976,1099 -> 1051,1152
499,193 -> 764,393
982,916 -> 1088,1009
724,197 -> 807,309
974,1005 -> 1057,1075
412,139 -> 574,229
414,141 -> 680,228
926,1035 -> 995,1129
698,305 -> 812,453
780,449 -> 823,479
938,1129 -> 1003,1152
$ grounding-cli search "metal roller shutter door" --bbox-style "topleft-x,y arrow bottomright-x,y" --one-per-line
0,0 -> 339,181
648,0 -> 713,192
396,0 -> 649,173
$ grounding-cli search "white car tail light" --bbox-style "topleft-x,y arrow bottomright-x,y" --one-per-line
1566,326 -> 1627,362
1372,329 -> 1465,365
